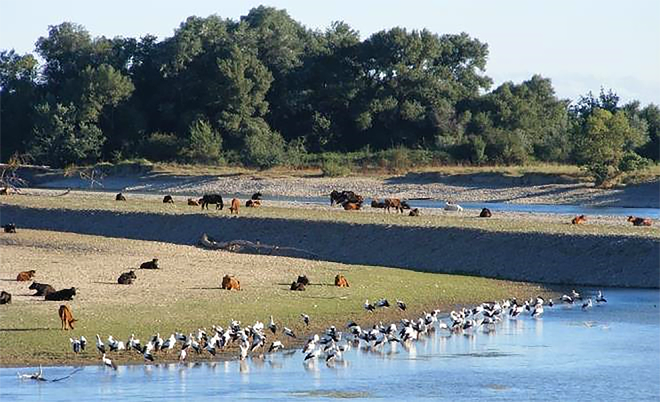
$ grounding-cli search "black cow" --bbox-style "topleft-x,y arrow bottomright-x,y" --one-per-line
0,291 -> 11,304
251,192 -> 263,200
330,190 -> 362,206
45,287 -> 77,301
2,223 -> 16,233
200,194 -> 224,210
29,282 -> 56,296
163,195 -> 174,204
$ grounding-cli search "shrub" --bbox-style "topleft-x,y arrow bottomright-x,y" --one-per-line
242,127 -> 285,169
619,151 -> 650,173
140,132 -> 182,162
321,155 -> 351,177
183,119 -> 223,164
282,138 -> 309,169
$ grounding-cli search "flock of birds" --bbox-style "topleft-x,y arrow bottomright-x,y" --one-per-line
66,289 -> 608,371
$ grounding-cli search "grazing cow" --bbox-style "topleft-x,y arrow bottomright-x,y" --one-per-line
251,192 -> 263,200
200,194 -> 224,210
58,305 -> 76,330
290,281 -> 306,291
343,201 -> 362,210
140,258 -> 159,269
480,208 -> 493,218
246,199 -> 261,208
45,287 -> 77,301
230,198 -> 240,214
29,282 -> 56,296
2,223 -> 16,233
444,201 -> 463,211
334,274 -> 350,288
371,199 -> 387,209
163,195 -> 174,204
187,198 -> 199,206
16,270 -> 36,282
118,270 -> 137,285
221,275 -> 241,290
0,187 -> 11,195
384,198 -> 411,213
331,190 -> 362,206
0,291 -> 11,304
116,192 -> 126,201
409,208 -> 420,217
571,215 -> 587,225
628,216 -> 652,226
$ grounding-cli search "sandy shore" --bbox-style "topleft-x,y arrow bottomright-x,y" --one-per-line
31,169 -> 660,208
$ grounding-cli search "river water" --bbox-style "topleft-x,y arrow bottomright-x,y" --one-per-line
2,289 -> 659,401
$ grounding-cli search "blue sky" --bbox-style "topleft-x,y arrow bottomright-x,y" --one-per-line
1,0 -> 658,104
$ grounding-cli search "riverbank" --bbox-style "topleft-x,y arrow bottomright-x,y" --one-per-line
15,164 -> 660,208
0,229 -> 550,367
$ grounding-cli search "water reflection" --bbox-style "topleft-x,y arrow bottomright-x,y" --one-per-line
3,289 -> 659,402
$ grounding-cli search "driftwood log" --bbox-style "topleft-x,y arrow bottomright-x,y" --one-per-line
199,233 -> 319,260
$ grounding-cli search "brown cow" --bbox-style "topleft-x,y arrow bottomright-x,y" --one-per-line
117,270 -> 137,285
246,199 -> 261,208
296,275 -> 310,286
58,305 -> 76,330
0,291 -> 11,304
163,195 -> 174,204
0,187 -> 11,195
290,281 -> 306,291
409,208 -> 420,217
140,258 -> 159,269
116,192 -> 126,201
384,198 -> 410,213
221,275 -> 241,290
572,215 -> 587,225
187,198 -> 200,206
480,208 -> 493,218
334,274 -> 350,287
628,216 -> 652,226
16,270 -> 36,281
343,202 -> 362,210
230,198 -> 240,214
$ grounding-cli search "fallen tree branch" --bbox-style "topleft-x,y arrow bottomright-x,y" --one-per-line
199,233 -> 320,260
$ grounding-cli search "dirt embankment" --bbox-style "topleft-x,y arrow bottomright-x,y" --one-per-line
2,205 -> 658,288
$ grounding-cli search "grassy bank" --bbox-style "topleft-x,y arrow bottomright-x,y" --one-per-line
0,229 -> 551,367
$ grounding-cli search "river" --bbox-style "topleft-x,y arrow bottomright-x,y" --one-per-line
2,289 -> 659,401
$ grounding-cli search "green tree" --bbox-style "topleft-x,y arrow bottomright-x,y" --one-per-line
30,103 -> 105,166
183,118 -> 223,164
241,123 -> 285,169
576,109 -> 641,185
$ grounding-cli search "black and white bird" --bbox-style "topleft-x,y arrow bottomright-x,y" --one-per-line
268,316 -> 277,334
596,290 -> 607,303
161,334 -> 176,351
151,333 -> 164,351
143,341 -> 154,362
108,335 -> 125,352
572,289 -> 583,300
301,313 -> 310,326
268,340 -> 283,353
560,294 -> 574,304
70,338 -> 82,353
396,299 -> 407,311
102,354 -> 117,370
127,334 -> 142,352
582,298 -> 593,310
548,299 -> 554,307
239,340 -> 249,360
95,334 -> 106,354
531,303 -> 544,318
283,327 -> 296,338
304,348 -> 320,361
376,299 -> 390,308
364,300 -> 376,312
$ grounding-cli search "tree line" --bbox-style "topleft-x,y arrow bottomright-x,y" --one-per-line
1,6 -> 658,183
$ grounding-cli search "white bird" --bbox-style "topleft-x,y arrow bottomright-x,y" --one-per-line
396,300 -> 407,311
302,334 -> 319,354
596,290 -> 607,303
239,341 -> 249,360
268,340 -> 283,353
143,341 -> 154,362
572,289 -> 582,300
582,298 -> 593,310
301,313 -> 310,326
102,354 -> 117,370
152,333 -> 164,351
364,300 -> 376,312
283,327 -> 296,338
179,348 -> 187,363
304,348 -> 320,361
531,303 -> 544,318
161,334 -> 176,351
560,294 -> 574,304
107,335 -> 125,352
95,334 -> 106,354
268,316 -> 277,334
444,201 -> 463,211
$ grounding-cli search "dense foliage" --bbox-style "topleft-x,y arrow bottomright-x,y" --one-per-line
1,6 -> 657,182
